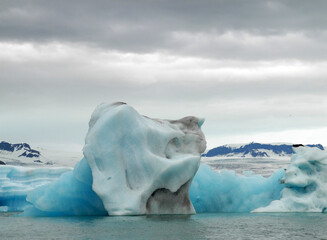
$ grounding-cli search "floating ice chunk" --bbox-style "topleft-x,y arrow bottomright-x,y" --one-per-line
253,146 -> 327,212
83,103 -> 206,215
24,158 -> 106,216
0,165 -> 70,212
190,164 -> 285,212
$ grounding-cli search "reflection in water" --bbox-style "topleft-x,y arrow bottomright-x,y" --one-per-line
146,214 -> 192,221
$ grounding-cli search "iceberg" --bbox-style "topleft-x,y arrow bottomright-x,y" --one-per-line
1,103 -> 325,216
25,102 -> 206,216
2,163 -> 285,215
254,146 -> 327,212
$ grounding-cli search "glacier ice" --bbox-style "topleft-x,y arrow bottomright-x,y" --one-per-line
2,162 -> 285,215
1,102 -> 326,216
83,102 -> 206,215
190,164 -> 284,212
0,166 -> 70,212
25,102 -> 206,216
253,146 -> 327,212
24,158 -> 107,216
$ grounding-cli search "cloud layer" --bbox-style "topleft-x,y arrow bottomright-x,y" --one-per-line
1,0 -> 326,149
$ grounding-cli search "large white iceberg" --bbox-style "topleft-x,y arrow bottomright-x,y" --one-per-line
254,146 -> 327,212
25,102 -> 206,215
83,102 -> 206,215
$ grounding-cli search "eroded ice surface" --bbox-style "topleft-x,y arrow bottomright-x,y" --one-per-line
83,103 -> 206,215
25,103 -> 206,216
254,146 -> 327,212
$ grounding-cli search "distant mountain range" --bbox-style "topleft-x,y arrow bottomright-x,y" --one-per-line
0,141 -> 325,166
0,141 -> 40,159
203,142 -> 324,158
0,141 -> 82,167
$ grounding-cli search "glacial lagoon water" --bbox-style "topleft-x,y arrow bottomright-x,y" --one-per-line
1,212 -> 327,240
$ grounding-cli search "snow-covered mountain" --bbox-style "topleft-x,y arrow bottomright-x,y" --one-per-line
0,141 -> 82,167
203,142 -> 324,158
1,140 -> 324,167
0,141 -> 43,165
0,141 -> 40,158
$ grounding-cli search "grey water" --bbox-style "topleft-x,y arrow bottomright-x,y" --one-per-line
1,213 -> 326,240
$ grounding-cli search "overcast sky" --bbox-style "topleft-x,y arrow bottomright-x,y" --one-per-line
1,0 -> 327,151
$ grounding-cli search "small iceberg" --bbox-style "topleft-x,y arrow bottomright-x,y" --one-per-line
253,146 -> 327,212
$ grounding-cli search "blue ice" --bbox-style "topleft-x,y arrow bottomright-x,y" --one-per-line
21,160 -> 285,216
191,164 -> 285,213
0,102 -> 288,216
23,158 -> 107,216
4,103 -> 323,215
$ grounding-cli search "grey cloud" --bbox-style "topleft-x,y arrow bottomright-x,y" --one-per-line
1,71 -> 326,148
2,57 -> 327,109
1,0 -> 327,147
1,0 -> 327,60
1,56 -> 327,129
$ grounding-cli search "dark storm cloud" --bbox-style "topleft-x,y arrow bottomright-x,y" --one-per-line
1,0 -> 327,59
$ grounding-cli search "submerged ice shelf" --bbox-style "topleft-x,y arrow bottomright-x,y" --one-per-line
0,103 -> 326,216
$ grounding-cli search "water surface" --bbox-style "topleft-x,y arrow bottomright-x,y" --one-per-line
1,213 -> 326,240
